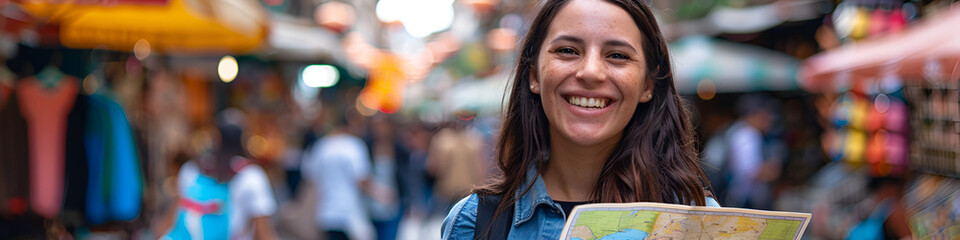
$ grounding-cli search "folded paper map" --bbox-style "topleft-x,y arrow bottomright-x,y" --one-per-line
560,203 -> 811,240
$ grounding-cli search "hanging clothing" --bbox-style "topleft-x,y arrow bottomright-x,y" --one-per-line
0,86 -> 30,217
17,77 -> 78,218
98,93 -> 143,221
84,94 -> 110,224
84,93 -> 144,224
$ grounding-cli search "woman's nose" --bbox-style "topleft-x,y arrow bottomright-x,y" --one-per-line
575,52 -> 607,83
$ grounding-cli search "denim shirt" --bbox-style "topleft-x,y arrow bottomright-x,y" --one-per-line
441,168 -> 721,240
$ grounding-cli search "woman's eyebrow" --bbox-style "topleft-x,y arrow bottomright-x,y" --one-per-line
549,35 -> 638,53
550,35 -> 583,45
604,40 -> 638,53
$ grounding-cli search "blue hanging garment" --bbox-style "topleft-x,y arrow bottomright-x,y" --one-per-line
97,94 -> 143,221
83,96 -> 109,224
84,94 -> 144,223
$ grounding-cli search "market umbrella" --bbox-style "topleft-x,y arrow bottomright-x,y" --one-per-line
441,69 -> 511,117
670,35 -> 802,94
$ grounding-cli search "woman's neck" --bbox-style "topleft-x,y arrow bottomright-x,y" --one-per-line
542,131 -> 618,202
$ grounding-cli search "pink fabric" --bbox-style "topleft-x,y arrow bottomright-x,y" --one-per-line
17,77 -> 78,218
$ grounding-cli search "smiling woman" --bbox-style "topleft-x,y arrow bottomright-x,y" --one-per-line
441,0 -> 718,239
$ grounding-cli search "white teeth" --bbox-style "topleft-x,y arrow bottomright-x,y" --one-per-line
567,96 -> 608,108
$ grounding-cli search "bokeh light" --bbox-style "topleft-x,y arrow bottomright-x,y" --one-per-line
218,56 -> 239,83
82,74 -> 98,94
301,64 -> 339,88
133,39 -> 151,60
697,78 -> 717,100
375,0 -> 454,37
316,1 -> 355,34
246,135 -> 268,159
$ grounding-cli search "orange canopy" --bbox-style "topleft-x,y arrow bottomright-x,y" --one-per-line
18,0 -> 267,54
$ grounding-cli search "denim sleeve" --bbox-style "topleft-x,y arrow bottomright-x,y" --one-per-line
706,197 -> 721,207
441,194 -> 479,240
682,196 -> 722,207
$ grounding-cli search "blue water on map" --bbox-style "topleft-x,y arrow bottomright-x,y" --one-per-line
600,229 -> 650,240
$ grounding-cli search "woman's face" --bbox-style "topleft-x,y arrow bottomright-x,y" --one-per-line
531,0 -> 653,148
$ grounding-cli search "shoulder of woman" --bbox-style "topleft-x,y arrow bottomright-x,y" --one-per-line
705,197 -> 721,207
441,193 -> 480,240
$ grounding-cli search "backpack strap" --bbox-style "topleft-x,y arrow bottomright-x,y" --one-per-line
474,194 -> 513,240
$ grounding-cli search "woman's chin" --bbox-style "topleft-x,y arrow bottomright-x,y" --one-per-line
560,126 -> 619,148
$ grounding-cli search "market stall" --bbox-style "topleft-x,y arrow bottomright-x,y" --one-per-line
800,5 -> 960,239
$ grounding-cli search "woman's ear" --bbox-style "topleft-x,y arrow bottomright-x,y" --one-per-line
639,78 -> 654,103
529,66 -> 541,95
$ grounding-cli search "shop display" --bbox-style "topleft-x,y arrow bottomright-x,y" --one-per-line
0,62 -> 145,236
824,89 -> 910,177
832,0 -> 908,42
802,1 -> 960,239
904,77 -> 960,177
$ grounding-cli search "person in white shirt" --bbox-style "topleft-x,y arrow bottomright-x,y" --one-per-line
725,94 -> 779,209
301,112 -> 394,240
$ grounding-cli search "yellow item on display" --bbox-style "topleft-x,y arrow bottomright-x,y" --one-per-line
849,98 -> 869,131
19,0 -> 267,54
850,8 -> 870,40
844,129 -> 866,163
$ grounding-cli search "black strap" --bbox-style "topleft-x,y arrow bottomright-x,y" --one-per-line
474,195 -> 513,240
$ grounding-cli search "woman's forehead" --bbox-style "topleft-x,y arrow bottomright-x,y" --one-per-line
543,0 -> 643,47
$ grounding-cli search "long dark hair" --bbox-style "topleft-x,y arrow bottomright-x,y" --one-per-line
476,0 -> 712,214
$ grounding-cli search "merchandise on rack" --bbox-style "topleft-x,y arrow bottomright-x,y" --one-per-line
824,86 -> 910,177
904,76 -> 960,177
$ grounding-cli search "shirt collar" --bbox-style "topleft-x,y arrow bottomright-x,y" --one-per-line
513,167 -> 560,226
510,166 -> 720,226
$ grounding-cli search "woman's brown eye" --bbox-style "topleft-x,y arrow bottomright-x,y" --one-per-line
557,48 -> 577,55
609,53 -> 630,60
